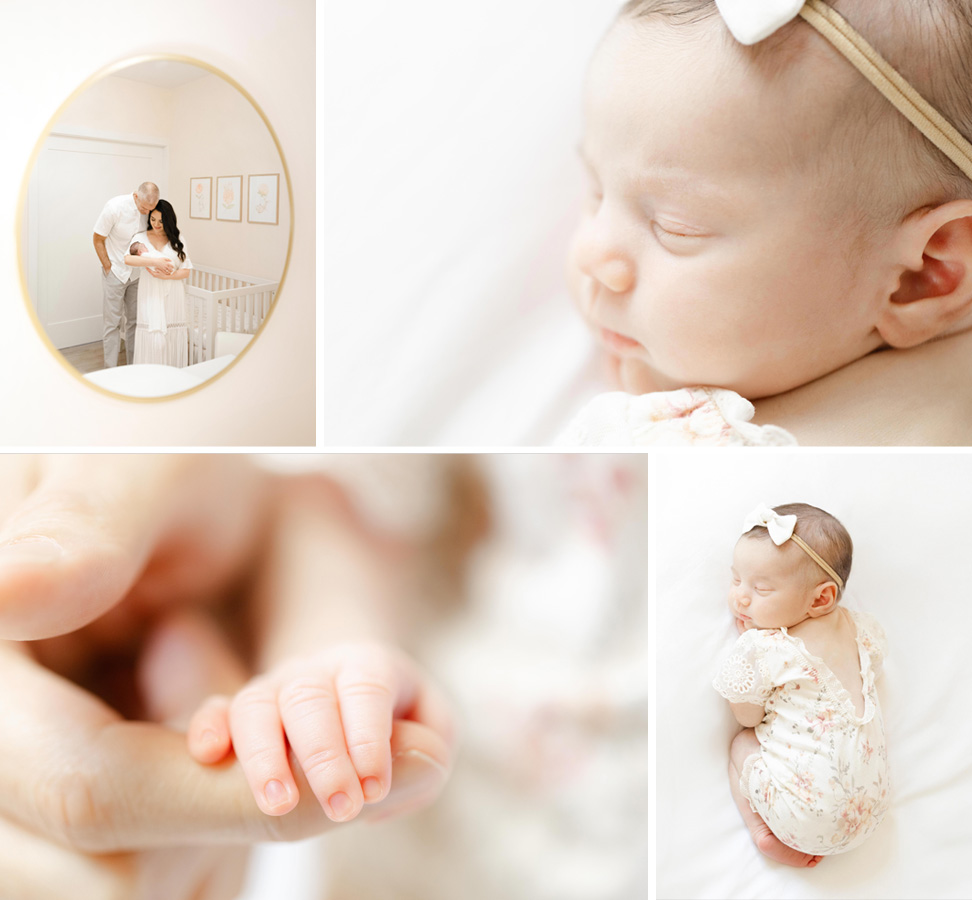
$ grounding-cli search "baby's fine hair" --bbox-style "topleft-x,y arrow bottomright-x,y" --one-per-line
619,0 -> 972,210
742,502 -> 853,597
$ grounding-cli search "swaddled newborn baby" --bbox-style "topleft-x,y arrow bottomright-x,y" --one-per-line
713,503 -> 889,867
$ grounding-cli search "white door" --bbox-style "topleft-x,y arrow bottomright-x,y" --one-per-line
26,132 -> 167,349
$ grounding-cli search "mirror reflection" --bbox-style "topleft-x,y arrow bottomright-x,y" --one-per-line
20,57 -> 290,398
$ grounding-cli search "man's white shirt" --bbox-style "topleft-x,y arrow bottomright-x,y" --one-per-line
94,194 -> 147,282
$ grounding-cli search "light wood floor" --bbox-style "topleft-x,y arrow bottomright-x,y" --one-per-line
59,341 -> 130,375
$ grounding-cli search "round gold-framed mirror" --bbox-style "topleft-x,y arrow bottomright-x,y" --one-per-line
17,54 -> 293,401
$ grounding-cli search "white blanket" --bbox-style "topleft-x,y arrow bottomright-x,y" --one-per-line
321,1 -> 620,445
657,453 -> 972,899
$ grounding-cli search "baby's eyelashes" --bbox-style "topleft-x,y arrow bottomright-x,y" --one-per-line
650,220 -> 711,252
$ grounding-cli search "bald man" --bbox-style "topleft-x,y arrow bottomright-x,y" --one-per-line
93,182 -> 158,367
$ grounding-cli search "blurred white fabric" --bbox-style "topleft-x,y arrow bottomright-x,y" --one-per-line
321,1 -> 620,445
657,453 -> 972,900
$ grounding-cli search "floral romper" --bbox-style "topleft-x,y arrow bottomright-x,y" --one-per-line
713,609 -> 889,855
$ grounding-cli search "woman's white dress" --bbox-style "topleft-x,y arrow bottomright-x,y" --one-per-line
132,232 -> 192,367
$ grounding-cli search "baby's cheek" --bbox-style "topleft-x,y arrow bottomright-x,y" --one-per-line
566,243 -> 590,314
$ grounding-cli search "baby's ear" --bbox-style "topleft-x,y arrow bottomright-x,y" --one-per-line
810,581 -> 838,614
877,200 -> 972,348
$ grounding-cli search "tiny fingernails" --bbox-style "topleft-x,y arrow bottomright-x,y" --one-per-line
199,729 -> 220,745
361,777 -> 383,802
328,791 -> 354,821
264,779 -> 291,811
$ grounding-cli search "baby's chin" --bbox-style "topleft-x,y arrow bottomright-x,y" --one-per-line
611,356 -> 678,395
605,351 -> 811,401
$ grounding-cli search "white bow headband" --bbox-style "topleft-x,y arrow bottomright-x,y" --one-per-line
715,0 -> 972,182
742,503 -> 844,590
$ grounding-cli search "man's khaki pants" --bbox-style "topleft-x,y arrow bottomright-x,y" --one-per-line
102,271 -> 138,367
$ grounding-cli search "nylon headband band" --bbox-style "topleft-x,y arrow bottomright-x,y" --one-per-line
790,533 -> 844,590
798,0 -> 972,182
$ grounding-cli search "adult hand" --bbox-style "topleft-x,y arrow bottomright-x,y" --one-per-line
0,456 -> 453,897
159,259 -> 175,275
0,455 -> 266,641
0,615 -> 450,899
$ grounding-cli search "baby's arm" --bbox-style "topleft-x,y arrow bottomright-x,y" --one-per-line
729,701 -> 765,728
187,472 -> 454,821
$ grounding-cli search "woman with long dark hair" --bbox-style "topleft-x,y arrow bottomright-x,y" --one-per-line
124,197 -> 193,366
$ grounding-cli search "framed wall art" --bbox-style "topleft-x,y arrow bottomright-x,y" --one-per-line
189,176 -> 212,219
247,173 -> 279,225
215,175 -> 242,222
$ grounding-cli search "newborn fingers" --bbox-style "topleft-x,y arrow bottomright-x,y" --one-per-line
277,672 -> 367,822
228,681 -> 299,816
187,696 -> 233,764
333,653 -> 398,806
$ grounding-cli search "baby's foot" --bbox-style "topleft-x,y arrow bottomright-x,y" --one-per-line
752,823 -> 823,868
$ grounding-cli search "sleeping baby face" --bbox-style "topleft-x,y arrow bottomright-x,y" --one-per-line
729,536 -> 822,629
568,14 -> 898,400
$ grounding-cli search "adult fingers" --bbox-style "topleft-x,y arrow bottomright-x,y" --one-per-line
0,455 -> 184,640
62,718 -> 451,852
396,653 -> 458,751
0,455 -> 265,641
136,610 -> 248,729
133,611 -> 253,900
0,814 -> 134,900
0,643 -> 452,853
136,846 -> 249,900
0,456 -> 41,526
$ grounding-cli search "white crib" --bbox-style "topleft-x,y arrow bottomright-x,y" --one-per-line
185,264 -> 278,364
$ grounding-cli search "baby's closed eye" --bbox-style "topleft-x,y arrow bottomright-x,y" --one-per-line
650,219 -> 712,250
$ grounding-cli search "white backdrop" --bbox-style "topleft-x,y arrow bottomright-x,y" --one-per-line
321,0 -> 620,445
0,0 -> 314,446
656,451 -> 972,900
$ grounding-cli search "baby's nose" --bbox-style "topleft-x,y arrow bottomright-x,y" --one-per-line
593,258 -> 635,294
574,218 -> 636,294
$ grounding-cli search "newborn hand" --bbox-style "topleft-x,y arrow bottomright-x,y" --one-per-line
187,641 -> 455,822
736,616 -> 755,634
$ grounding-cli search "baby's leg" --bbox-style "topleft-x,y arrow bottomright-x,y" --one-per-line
729,729 -> 823,869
